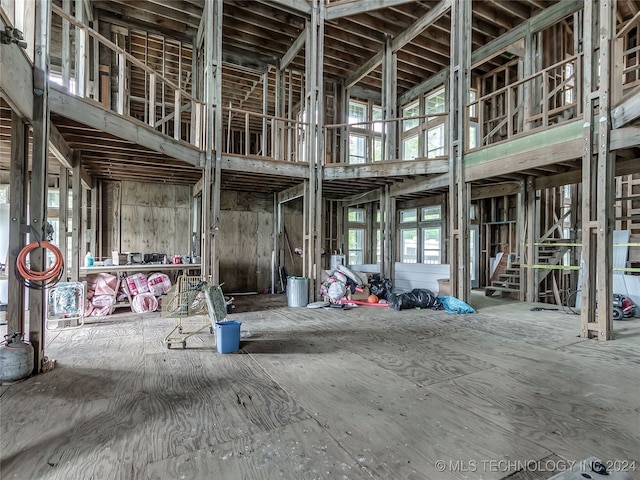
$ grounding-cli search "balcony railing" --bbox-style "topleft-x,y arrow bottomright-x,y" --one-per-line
469,54 -> 582,148
223,106 -> 308,162
615,11 -> 640,102
51,4 -> 206,150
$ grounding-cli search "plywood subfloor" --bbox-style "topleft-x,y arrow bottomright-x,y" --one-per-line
1,292 -> 639,479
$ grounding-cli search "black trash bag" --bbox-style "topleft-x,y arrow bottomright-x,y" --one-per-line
345,276 -> 357,294
389,288 -> 441,311
369,274 -> 393,300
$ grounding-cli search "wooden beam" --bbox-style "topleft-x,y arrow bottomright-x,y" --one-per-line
0,17 -> 34,120
324,159 -> 448,180
221,155 -> 309,177
340,188 -> 383,206
277,183 -> 305,203
29,0 -> 52,374
449,0 -> 471,302
7,111 -> 28,337
611,88 -> 640,128
472,0 -> 582,67
192,175 -> 203,196
71,150 -> 82,282
611,125 -> 640,150
391,0 -> 451,52
345,51 -> 382,89
281,27 -> 306,71
48,86 -> 204,166
49,124 -> 93,189
268,0 -> 311,15
325,0 -> 417,20
470,182 -> 520,200
403,0 -> 582,105
399,69 -> 448,105
344,0 -> 450,89
58,167 -> 69,281
390,173 -> 448,197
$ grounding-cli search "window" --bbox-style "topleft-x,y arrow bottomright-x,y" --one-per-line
422,227 -> 441,264
401,228 -> 418,263
426,89 -> 446,118
425,88 -> 446,158
348,228 -> 365,265
372,106 -> 384,161
399,205 -> 443,264
0,185 -> 9,204
347,208 -> 365,265
400,208 -> 417,223
372,107 -> 384,133
349,102 -> 367,125
426,124 -> 445,157
348,100 -> 382,164
422,206 -> 441,221
402,102 -> 419,131
400,87 -> 449,160
349,134 -> 367,164
348,208 -> 365,223
402,135 -> 419,160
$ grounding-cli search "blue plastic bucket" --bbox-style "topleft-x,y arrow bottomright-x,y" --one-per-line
215,320 -> 242,354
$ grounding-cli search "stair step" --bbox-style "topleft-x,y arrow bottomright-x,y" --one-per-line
498,273 -> 520,280
485,285 -> 520,297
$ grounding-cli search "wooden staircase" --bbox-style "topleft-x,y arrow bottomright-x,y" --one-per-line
485,255 -> 520,297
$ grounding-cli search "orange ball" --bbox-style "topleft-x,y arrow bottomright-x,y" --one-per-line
367,294 -> 379,304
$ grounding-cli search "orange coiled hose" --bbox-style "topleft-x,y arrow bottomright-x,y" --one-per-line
16,241 -> 64,282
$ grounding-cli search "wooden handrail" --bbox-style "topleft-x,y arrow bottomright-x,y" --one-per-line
617,10 -> 640,38
325,112 -> 447,130
470,54 -> 582,106
52,4 -> 199,104
223,106 -> 309,126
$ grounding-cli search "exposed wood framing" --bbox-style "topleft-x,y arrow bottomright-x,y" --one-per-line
277,183 -> 305,203
8,111 -> 28,336
525,177 -> 537,302
0,17 -> 34,119
58,167 -> 69,281
448,0 -> 471,302
29,0 -> 52,374
581,0 -> 615,341
304,0 -> 325,300
382,36 -> 397,161
48,87 -> 203,166
49,124 -> 92,188
71,150 -> 82,281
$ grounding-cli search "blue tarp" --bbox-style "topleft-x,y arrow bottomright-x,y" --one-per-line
437,295 -> 475,314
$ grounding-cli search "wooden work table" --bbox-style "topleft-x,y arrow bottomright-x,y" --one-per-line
79,263 -> 201,276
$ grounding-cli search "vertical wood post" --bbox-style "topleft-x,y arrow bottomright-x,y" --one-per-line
71,150 -> 83,281
448,0 -> 471,302
29,0 -> 52,373
581,0 -> 615,341
525,177 -> 537,302
8,112 -> 28,336
382,36 -> 397,161
75,0 -> 86,97
58,167 -> 69,281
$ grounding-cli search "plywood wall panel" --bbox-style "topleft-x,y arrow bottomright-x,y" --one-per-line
256,211 -> 274,293
117,181 -> 190,256
219,211 -> 257,292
